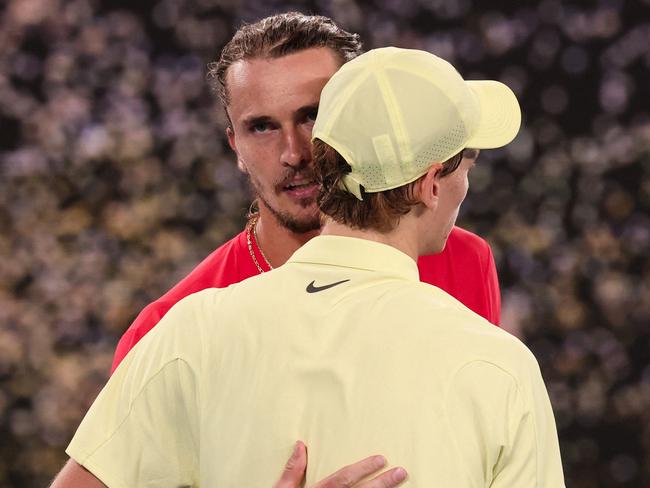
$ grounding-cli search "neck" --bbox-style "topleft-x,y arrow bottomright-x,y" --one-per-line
254,206 -> 320,267
320,217 -> 421,262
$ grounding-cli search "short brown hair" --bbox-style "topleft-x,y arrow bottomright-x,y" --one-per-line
207,12 -> 362,109
313,139 -> 464,233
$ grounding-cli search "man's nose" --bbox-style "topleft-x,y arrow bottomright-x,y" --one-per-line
280,127 -> 311,169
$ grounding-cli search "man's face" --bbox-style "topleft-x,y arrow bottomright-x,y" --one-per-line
226,48 -> 342,233
430,149 -> 480,252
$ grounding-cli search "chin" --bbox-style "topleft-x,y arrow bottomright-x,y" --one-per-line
270,206 -> 321,234
284,216 -> 322,234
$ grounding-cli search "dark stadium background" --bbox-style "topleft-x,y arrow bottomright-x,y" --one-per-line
1,0 -> 649,486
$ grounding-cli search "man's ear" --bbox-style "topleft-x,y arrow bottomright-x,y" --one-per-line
226,126 -> 248,174
417,163 -> 443,210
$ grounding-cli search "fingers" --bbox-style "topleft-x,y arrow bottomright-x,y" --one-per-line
314,455 -> 407,488
273,441 -> 308,488
273,442 -> 408,488
358,467 -> 407,488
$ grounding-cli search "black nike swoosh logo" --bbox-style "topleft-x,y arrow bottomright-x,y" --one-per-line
306,279 -> 350,293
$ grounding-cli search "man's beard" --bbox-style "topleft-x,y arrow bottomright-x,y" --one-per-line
247,175 -> 321,234
257,193 -> 322,234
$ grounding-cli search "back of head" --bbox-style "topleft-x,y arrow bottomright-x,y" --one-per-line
208,12 -> 362,109
312,47 -> 522,232
313,140 -> 465,233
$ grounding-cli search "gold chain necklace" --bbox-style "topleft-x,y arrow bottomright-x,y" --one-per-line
246,215 -> 273,273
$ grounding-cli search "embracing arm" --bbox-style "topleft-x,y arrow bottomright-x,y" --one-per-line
49,460 -> 105,488
50,446 -> 407,488
274,441 -> 407,488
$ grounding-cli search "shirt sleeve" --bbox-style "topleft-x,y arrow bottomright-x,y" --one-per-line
68,297 -> 204,487
446,357 -> 564,487
110,300 -> 173,373
483,244 -> 502,326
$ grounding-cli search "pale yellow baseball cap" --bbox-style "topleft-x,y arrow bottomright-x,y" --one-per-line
312,47 -> 521,200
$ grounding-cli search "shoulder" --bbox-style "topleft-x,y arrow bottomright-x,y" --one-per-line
161,230 -> 253,298
163,287 -> 231,323
124,289 -> 227,368
418,225 -> 494,275
111,230 -> 252,370
450,319 -> 540,386
400,281 -> 530,367
445,226 -> 492,257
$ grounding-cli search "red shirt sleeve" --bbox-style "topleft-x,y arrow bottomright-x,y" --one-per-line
483,243 -> 501,325
110,230 -> 260,373
417,226 -> 501,325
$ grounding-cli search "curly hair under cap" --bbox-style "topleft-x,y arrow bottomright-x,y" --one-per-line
313,139 -> 465,233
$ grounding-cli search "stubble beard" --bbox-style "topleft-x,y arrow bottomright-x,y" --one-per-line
248,178 -> 322,234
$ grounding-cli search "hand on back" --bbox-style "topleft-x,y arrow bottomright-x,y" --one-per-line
274,441 -> 408,488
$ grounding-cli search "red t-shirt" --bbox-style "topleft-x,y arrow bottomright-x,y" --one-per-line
110,225 -> 500,372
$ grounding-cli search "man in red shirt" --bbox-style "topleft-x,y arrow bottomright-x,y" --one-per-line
110,13 -> 500,374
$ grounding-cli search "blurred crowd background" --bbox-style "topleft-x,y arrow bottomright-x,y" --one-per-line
1,0 -> 649,486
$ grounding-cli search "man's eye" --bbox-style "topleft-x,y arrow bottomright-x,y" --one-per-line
306,110 -> 318,123
251,123 -> 270,133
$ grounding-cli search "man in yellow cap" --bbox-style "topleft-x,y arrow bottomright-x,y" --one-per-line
52,47 -> 564,487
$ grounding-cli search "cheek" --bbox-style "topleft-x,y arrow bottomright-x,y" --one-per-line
236,144 -> 284,193
454,174 -> 469,204
237,140 -> 273,174
459,180 -> 469,204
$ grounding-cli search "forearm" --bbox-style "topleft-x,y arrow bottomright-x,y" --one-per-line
50,459 -> 107,488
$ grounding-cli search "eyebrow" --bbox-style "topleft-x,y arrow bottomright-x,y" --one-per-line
295,103 -> 319,118
242,115 -> 272,128
241,103 -> 320,127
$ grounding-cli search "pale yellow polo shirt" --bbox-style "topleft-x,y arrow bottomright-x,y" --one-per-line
67,235 -> 565,487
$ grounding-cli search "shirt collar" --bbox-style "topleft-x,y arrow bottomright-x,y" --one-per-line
287,235 -> 420,282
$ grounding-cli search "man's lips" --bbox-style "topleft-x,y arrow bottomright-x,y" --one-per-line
282,180 -> 319,199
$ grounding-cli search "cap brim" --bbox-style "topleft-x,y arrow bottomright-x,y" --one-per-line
465,80 -> 521,149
